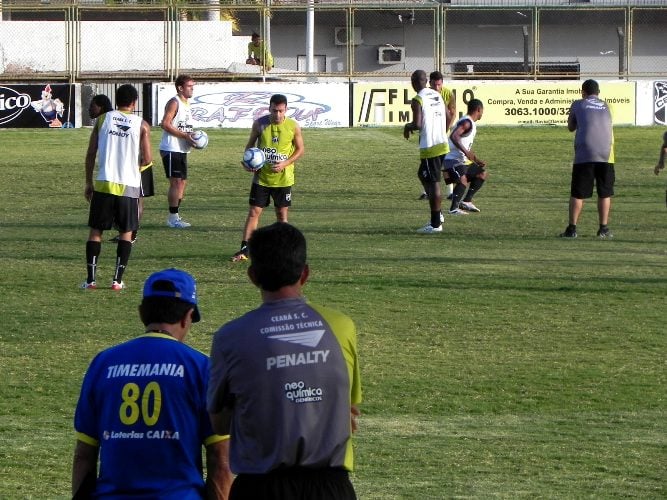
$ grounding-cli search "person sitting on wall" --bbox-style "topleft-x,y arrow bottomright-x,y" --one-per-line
246,32 -> 274,71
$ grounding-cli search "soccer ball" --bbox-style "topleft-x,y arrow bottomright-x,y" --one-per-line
243,147 -> 266,171
191,130 -> 209,150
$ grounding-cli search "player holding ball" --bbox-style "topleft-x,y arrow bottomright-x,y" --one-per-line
231,94 -> 305,262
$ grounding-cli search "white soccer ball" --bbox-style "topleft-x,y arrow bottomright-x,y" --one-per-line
243,147 -> 266,171
191,130 -> 209,150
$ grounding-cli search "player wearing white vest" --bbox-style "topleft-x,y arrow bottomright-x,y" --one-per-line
82,84 -> 152,291
160,75 -> 197,228
404,70 -> 449,234
444,99 -> 487,215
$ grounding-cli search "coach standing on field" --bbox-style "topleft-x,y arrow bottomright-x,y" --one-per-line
561,79 -> 615,239
208,222 -> 362,499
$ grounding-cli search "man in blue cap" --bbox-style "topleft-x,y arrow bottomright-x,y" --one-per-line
72,268 -> 232,499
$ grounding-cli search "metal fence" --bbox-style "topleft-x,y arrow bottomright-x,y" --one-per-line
0,0 -> 665,81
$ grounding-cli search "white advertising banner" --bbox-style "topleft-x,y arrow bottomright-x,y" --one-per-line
154,82 -> 349,129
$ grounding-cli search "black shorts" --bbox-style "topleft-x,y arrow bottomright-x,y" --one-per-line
230,468 -> 356,500
443,159 -> 465,184
88,192 -> 139,233
417,156 -> 443,184
140,166 -> 155,198
161,150 -> 188,180
249,183 -> 292,208
570,162 -> 615,199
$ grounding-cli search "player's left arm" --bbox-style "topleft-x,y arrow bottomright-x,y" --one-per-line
205,437 -> 233,500
72,440 -> 98,499
567,103 -> 577,132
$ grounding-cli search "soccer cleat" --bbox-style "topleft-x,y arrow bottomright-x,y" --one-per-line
167,216 -> 191,228
560,226 -> 577,238
417,223 -> 443,234
231,249 -> 249,262
80,281 -> 97,290
418,192 -> 429,200
459,201 -> 480,213
597,227 -> 613,239
111,281 -> 125,291
448,208 -> 469,216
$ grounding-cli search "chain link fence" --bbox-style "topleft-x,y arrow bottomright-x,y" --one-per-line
0,0 -> 664,81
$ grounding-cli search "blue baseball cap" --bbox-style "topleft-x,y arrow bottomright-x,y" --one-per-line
143,268 -> 200,323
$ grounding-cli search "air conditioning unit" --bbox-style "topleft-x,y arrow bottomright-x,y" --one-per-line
334,27 -> 362,46
378,46 -> 405,64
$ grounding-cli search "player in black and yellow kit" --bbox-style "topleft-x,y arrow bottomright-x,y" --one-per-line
231,94 -> 305,262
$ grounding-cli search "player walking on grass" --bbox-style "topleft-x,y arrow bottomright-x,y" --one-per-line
209,223 -> 361,499
444,99 -> 487,215
160,74 -> 197,229
561,79 -> 615,239
231,94 -> 305,262
82,84 -> 152,290
404,69 -> 449,234
72,268 -> 232,499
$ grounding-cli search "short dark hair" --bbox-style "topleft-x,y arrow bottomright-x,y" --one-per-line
429,71 -> 444,82
139,278 -> 194,325
582,79 -> 600,96
91,94 -> 113,113
175,74 -> 194,90
270,94 -> 287,107
115,84 -> 138,107
248,223 -> 307,292
467,99 -> 483,114
251,32 -> 260,40
411,70 -> 427,85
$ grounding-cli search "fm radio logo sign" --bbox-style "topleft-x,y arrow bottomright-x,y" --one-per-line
654,81 -> 667,125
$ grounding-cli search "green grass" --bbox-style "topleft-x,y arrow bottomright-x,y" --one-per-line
0,125 -> 665,498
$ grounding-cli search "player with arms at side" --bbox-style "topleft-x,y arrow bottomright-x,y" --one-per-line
72,268 -> 232,499
209,222 -> 361,499
160,74 -> 197,229
653,130 -> 667,207
404,69 -> 449,233
444,99 -> 487,215
560,79 -> 615,239
82,84 -> 152,290
231,94 -> 305,262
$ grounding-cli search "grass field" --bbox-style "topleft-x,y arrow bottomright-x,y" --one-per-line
0,125 -> 665,498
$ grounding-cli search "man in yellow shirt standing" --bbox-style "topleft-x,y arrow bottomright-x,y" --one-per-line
231,94 -> 305,262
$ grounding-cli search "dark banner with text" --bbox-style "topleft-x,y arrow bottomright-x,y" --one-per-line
0,84 -> 75,128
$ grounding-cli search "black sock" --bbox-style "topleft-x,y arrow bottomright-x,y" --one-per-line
568,224 -> 577,231
450,183 -> 467,211
240,240 -> 249,253
463,178 -> 485,202
113,240 -> 133,283
169,206 -> 179,214
431,211 -> 441,228
86,240 -> 102,283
